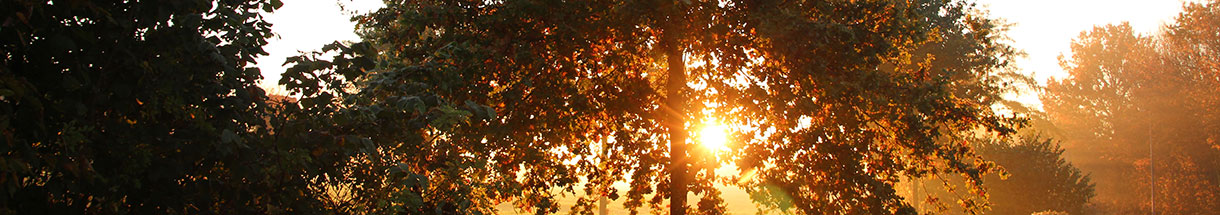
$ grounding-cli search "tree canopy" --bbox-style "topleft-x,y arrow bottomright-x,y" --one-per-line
0,0 -> 338,213
904,135 -> 1095,215
975,136 -> 1094,215
0,0 -> 1036,214
277,0 -> 1028,214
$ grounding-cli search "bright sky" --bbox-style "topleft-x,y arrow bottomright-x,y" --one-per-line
254,0 -> 384,91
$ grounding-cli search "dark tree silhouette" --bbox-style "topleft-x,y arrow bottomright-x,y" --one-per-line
0,0 -> 335,213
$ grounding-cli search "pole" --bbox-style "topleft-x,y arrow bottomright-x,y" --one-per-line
1148,125 -> 1155,215
599,196 -> 608,215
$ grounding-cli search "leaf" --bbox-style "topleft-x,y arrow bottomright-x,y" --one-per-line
482,105 -> 496,119
221,129 -> 239,143
463,100 -> 488,120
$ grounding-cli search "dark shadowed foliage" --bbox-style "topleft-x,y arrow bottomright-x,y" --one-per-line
0,0 -> 345,213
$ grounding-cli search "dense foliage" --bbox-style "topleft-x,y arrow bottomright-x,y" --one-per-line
276,0 -> 1027,214
0,0 -> 1039,214
0,0 -> 345,214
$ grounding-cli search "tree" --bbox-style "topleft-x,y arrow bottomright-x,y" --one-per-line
274,40 -> 507,214
1041,23 -> 1165,213
903,136 -> 1095,215
0,0 -> 337,213
1166,0 -> 1220,157
975,137 -> 1094,215
281,0 -> 1027,214
1042,6 -> 1220,212
1155,1 -> 1220,213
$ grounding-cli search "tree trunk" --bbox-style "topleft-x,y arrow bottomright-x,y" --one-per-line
663,17 -> 688,215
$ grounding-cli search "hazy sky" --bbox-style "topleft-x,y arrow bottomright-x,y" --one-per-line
255,0 -> 1192,104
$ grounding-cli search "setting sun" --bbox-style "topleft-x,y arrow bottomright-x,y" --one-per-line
697,120 -> 731,152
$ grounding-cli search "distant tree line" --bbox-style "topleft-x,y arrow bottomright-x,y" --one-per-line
1040,1 -> 1220,213
912,2 -> 1220,215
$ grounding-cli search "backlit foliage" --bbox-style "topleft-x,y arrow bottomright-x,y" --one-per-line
279,0 -> 1027,214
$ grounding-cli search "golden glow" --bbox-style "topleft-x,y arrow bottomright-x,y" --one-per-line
697,119 -> 731,153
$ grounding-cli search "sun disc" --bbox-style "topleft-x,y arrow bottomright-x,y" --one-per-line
698,122 -> 730,152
